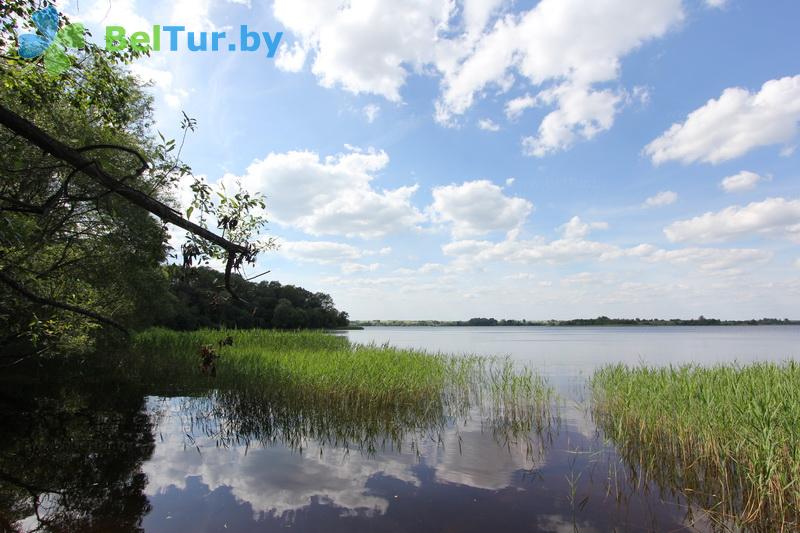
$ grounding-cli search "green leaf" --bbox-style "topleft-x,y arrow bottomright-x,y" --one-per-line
186,206 -> 194,219
56,23 -> 85,49
43,46 -> 71,76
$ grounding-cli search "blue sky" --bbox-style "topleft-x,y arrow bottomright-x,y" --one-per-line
60,0 -> 799,320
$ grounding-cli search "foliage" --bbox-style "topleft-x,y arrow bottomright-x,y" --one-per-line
592,362 -> 800,530
0,2 -> 272,355
157,266 -> 350,330
0,49 -> 171,352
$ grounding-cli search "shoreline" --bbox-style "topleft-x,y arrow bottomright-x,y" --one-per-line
352,322 -> 800,328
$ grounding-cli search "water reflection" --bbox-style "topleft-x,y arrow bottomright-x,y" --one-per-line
0,361 -> 560,532
141,380 -> 555,518
139,392 -> 691,532
0,375 -> 155,532
0,374 -> 697,533
4,328 -> 778,531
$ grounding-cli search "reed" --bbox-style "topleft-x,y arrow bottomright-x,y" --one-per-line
132,328 -> 556,436
592,362 -> 800,530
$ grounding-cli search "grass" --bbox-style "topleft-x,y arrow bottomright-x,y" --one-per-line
135,328 -> 479,408
132,328 -> 556,453
592,362 -> 800,530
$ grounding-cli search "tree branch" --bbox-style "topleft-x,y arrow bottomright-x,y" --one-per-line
0,104 -> 249,256
0,269 -> 129,336
225,252 -> 244,302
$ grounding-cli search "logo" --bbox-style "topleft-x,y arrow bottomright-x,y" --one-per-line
105,26 -> 283,57
18,5 -> 85,75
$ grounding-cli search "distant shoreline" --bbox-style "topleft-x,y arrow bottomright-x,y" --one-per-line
351,318 -> 800,328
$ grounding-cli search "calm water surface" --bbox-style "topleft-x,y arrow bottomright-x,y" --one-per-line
3,326 -> 799,532
348,325 -> 800,373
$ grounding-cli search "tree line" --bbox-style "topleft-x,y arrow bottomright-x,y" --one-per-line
158,266 -> 349,331
353,316 -> 800,327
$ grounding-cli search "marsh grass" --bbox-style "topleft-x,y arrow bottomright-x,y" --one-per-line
592,362 -> 800,530
133,328 -> 557,455
134,328 -> 479,408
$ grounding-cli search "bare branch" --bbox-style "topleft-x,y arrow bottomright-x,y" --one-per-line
244,270 -> 271,282
224,252 -> 244,302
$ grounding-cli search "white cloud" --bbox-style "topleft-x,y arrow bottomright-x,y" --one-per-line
418,262 -> 446,274
272,0 -> 452,102
645,75 -> 800,164
506,272 -> 536,281
560,272 -> 615,287
341,262 -> 381,273
559,216 -> 608,239
705,0 -> 727,7
439,216 -> 770,273
522,84 -> 626,156
393,262 -> 449,276
436,0 -> 684,154
644,190 -> 678,207
634,245 -> 771,271
505,177 -> 515,186
478,118 -> 500,131
631,85 -> 651,106
444,234 -> 771,274
278,240 -> 387,273
275,41 -> 309,72
442,235 -> 580,264
363,104 -> 381,123
279,240 -> 367,263
130,63 -> 192,109
430,180 -> 533,238
462,0 -> 506,36
664,197 -> 800,243
720,170 -> 768,193
504,94 -> 537,120
274,0 -> 685,155
436,0 -> 683,118
225,147 -> 425,239
442,218 -> 618,265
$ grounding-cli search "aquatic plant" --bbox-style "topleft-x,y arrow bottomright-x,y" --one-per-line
132,328 -> 557,455
592,362 -> 800,530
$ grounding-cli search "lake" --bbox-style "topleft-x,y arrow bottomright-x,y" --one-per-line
3,326 -> 800,531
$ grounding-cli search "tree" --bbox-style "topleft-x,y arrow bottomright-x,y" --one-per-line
157,266 -> 349,330
0,2 -> 273,355
272,299 -> 304,329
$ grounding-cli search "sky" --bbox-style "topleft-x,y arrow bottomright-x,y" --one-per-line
57,0 -> 800,320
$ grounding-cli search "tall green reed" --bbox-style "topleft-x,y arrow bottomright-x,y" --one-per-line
592,362 -> 800,530
133,328 -> 557,456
